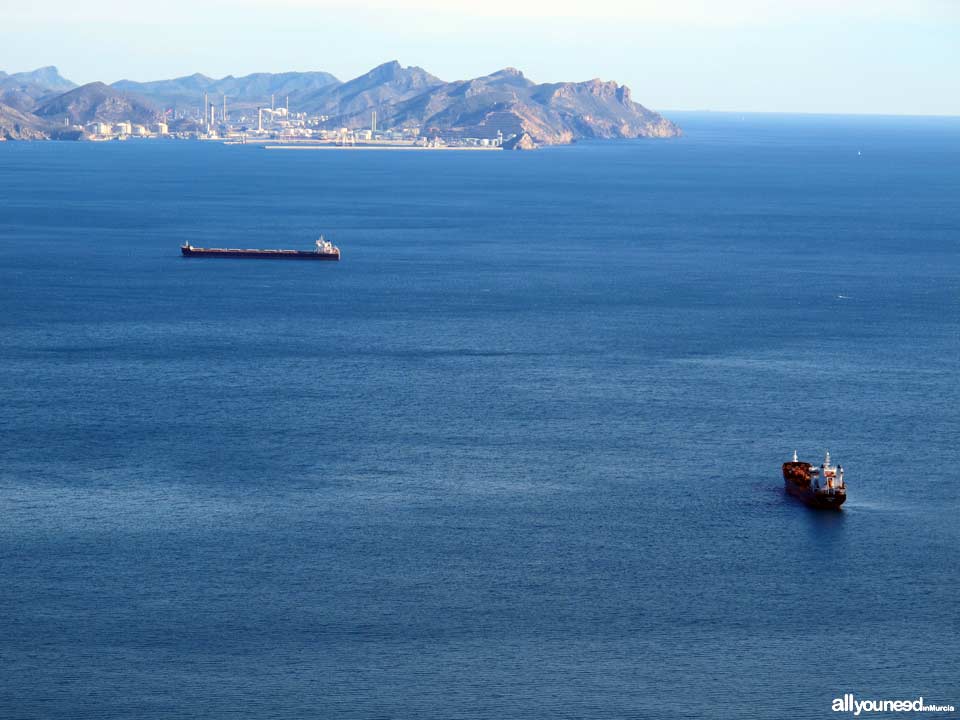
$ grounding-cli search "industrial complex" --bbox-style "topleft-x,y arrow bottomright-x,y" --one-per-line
80,92 -> 505,149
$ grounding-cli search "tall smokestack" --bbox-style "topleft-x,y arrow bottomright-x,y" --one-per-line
223,95 -> 227,125
271,94 -> 275,111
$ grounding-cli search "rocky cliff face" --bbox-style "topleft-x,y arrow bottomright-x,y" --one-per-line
532,79 -> 678,141
0,103 -> 51,140
375,68 -> 680,144
501,132 -> 537,151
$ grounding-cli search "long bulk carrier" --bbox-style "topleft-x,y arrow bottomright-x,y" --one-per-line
181,236 -> 340,260
782,450 -> 847,509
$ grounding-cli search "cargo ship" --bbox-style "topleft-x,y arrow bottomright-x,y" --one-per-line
181,236 -> 340,260
782,450 -> 847,509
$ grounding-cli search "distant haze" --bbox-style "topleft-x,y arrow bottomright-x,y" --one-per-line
3,0 -> 958,115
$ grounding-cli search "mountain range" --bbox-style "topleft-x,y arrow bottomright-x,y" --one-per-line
112,70 -> 341,110
0,62 -> 680,144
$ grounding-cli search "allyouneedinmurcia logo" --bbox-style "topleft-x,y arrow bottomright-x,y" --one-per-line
833,694 -> 956,715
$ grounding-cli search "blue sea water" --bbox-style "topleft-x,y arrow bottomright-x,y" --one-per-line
1,113 -> 958,719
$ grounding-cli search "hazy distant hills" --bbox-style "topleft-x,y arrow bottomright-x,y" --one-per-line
0,61 -> 680,143
0,66 -> 80,138
0,65 -> 78,113
305,61 -> 443,120
35,82 -> 161,125
113,70 -> 341,109
112,61 -> 444,119
1,66 -> 77,94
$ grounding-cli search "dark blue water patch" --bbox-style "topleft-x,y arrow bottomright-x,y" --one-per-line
1,114 -> 958,719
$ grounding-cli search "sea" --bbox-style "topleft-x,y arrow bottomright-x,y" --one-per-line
1,113 -> 958,719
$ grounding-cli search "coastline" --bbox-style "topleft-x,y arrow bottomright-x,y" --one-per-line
263,144 -> 501,151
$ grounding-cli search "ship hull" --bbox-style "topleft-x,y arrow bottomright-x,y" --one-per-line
181,247 -> 339,260
783,476 -> 846,510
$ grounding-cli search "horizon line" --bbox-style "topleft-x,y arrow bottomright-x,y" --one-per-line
662,109 -> 960,120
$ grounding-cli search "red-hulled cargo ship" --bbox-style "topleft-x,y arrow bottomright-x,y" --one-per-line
783,450 -> 847,509
181,236 -> 340,260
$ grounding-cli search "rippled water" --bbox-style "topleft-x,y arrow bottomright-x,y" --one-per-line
1,114 -> 958,718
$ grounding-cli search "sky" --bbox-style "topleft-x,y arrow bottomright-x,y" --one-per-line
2,0 -> 958,115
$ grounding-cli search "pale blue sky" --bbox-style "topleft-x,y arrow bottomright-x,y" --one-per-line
2,0 -> 958,115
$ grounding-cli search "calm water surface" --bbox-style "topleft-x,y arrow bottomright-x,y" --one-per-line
1,114 -> 958,719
